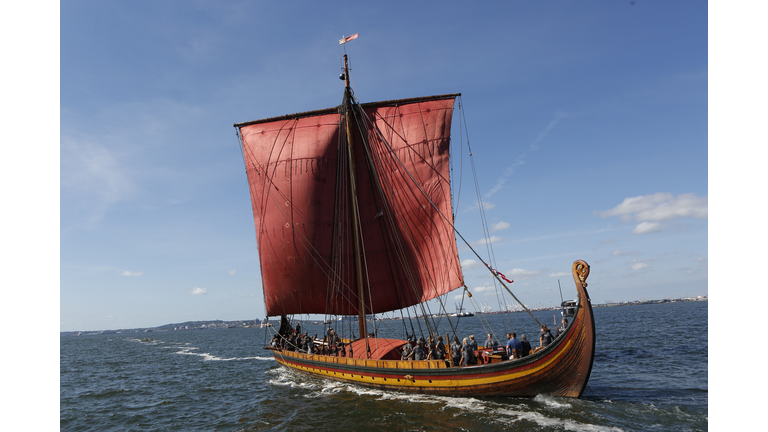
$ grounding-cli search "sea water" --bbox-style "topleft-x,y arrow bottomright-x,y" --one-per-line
60,301 -> 708,431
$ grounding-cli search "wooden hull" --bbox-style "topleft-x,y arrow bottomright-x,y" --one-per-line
270,260 -> 595,398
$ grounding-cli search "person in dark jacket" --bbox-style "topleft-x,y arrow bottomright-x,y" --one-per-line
450,337 -> 462,366
434,335 -> 446,360
520,334 -> 532,357
413,339 -> 426,360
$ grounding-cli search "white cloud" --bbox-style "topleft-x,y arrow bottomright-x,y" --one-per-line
473,236 -> 501,246
465,201 -> 496,213
598,193 -> 707,235
491,221 -> 510,232
508,268 -> 542,279
631,222 -> 663,234
548,272 -> 569,277
120,270 -> 143,277
472,286 -> 494,292
612,250 -> 623,256
190,287 -> 208,295
599,192 -> 707,222
229,269 -> 236,275
461,259 -> 482,269
631,263 -> 648,271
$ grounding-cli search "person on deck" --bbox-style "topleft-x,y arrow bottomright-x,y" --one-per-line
540,325 -> 554,347
434,335 -> 446,360
469,335 -> 478,351
506,332 -> 522,359
484,333 -> 497,349
450,337 -> 462,366
401,342 -> 413,360
461,338 -> 476,366
306,336 -> 314,355
554,318 -> 568,338
520,334 -> 532,357
413,339 -> 426,361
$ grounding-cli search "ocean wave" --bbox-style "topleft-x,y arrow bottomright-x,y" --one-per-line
267,366 -> 626,431
492,406 -> 625,432
173,346 -> 275,362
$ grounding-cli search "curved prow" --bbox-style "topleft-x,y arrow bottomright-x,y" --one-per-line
571,259 -> 595,397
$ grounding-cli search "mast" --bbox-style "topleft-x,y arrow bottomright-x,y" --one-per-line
342,54 -> 369,349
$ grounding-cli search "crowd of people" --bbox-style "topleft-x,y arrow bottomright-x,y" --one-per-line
270,317 -> 570,367
271,327 -> 351,357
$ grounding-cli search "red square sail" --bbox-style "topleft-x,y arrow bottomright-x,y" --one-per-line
238,95 -> 463,316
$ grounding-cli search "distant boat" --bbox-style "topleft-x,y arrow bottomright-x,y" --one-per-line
235,54 -> 595,397
451,303 -> 475,318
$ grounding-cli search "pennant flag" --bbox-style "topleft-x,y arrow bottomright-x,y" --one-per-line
486,263 -> 514,284
339,33 -> 359,45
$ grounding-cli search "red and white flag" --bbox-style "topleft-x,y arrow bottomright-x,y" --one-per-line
339,33 -> 359,45
486,263 -> 514,284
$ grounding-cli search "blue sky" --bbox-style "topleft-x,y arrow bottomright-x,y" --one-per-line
55,1 -> 710,332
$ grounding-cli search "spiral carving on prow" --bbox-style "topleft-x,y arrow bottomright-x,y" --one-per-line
572,260 -> 590,288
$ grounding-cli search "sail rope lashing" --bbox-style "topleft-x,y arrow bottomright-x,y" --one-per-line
326,112 -> 355,336
238,102 -> 442,341
359,104 -> 457,313
238,114 -> 371,335
350,99 -> 465,339
348,100 -> 437,332
364,102 -> 545,329
355,101 -> 464,338
239,122 -> 364,327
340,95 -> 379,347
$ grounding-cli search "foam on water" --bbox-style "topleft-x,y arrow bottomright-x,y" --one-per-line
491,406 -> 625,432
534,393 -> 573,409
170,345 -> 274,361
267,363 -> 622,432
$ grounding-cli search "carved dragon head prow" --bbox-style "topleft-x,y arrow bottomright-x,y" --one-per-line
572,259 -> 590,289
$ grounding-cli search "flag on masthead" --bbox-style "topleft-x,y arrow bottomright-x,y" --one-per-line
339,33 -> 359,45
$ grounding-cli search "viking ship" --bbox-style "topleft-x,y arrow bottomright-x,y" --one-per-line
234,54 -> 595,397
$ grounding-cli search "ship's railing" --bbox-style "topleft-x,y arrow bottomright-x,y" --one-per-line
279,349 -> 451,369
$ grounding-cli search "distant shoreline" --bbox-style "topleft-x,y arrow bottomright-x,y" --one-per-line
60,296 -> 707,336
